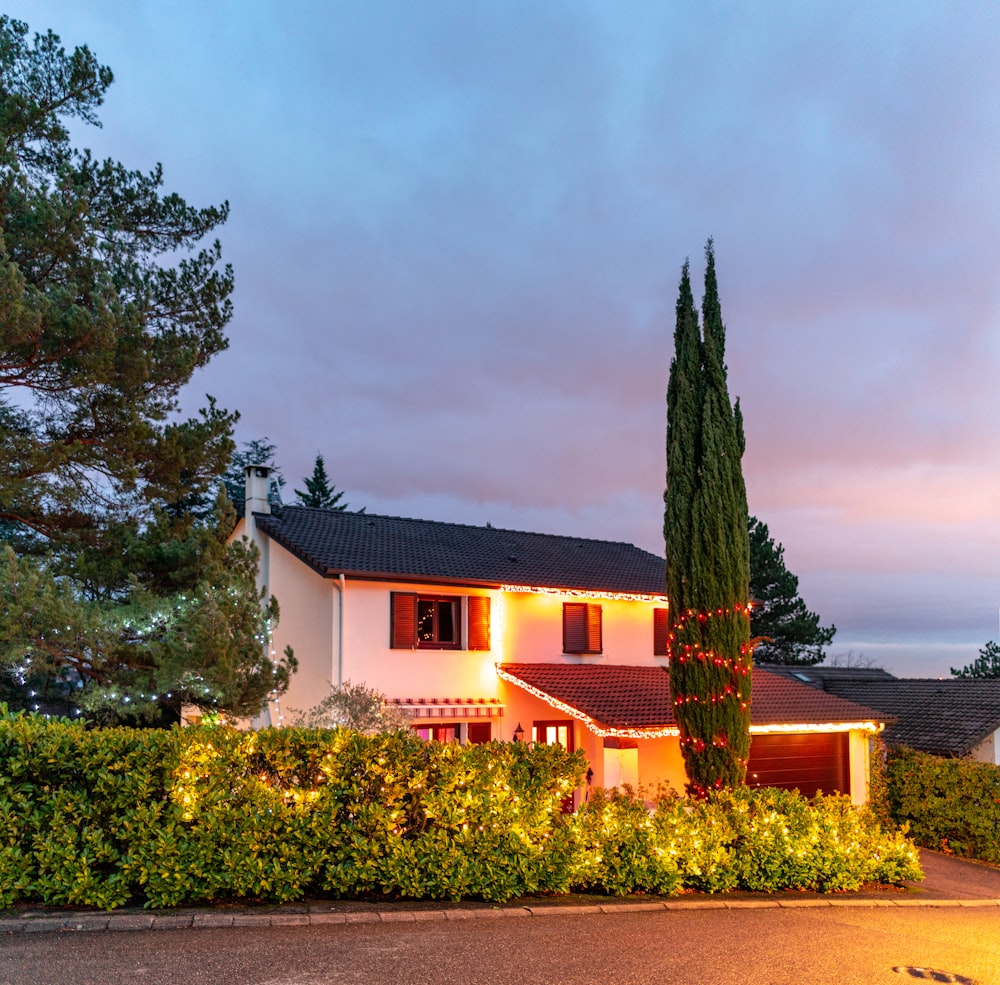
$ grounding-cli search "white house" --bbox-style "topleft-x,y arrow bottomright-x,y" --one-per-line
235,466 -> 885,806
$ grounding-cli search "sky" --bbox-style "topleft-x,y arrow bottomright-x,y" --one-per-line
10,1 -> 1000,678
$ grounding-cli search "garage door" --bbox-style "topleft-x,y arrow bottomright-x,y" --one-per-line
746,732 -> 849,797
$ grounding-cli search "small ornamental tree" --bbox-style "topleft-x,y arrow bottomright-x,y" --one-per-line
288,680 -> 410,733
664,242 -> 751,796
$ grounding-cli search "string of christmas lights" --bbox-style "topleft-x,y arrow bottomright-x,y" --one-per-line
501,584 -> 668,604
666,599 -> 754,793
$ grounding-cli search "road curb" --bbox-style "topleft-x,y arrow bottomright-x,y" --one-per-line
3,897 -> 999,935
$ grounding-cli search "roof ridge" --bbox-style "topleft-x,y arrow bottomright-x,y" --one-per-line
837,677 -> 1000,685
268,504 -> 661,555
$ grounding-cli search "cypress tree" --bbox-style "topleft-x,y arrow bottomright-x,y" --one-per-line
664,241 -> 751,795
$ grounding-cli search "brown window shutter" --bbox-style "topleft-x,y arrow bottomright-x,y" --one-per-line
586,603 -> 602,653
653,607 -> 669,656
563,602 -> 586,653
390,592 -> 417,648
564,602 -> 601,654
467,595 -> 491,650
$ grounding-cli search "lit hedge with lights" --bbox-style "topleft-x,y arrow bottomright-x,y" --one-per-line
886,745 -> 1000,865
573,785 -> 920,895
0,710 -> 921,910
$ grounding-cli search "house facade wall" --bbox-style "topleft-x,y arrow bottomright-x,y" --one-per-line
256,540 -> 671,730
341,579 -> 498,700
266,534 -> 335,723
500,591 -> 664,666
233,518 -> 873,804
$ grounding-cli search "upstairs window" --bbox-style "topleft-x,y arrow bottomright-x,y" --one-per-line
563,602 -> 602,654
391,592 -> 491,650
418,596 -> 459,648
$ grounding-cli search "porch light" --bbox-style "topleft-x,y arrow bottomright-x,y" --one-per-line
513,722 -> 525,743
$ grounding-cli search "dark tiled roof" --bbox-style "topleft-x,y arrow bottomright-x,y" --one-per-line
757,665 -> 898,687
499,663 -> 887,731
254,507 -> 667,593
816,679 -> 1000,757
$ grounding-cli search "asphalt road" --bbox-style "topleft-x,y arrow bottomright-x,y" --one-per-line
2,905 -> 998,985
3,851 -> 1000,985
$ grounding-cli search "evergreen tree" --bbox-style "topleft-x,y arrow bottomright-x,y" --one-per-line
0,492 -> 295,723
749,516 -> 835,665
295,453 -> 344,509
664,242 -> 751,795
0,18 -> 293,722
294,453 -> 362,511
0,17 -> 236,552
951,641 -> 1000,679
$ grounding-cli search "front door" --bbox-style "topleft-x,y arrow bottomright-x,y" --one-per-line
532,719 -> 575,812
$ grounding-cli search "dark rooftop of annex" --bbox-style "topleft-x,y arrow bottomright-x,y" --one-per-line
760,665 -> 1000,757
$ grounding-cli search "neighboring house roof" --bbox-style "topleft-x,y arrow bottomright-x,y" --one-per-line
497,663 -> 887,737
757,665 -> 899,687
254,506 -> 667,594
812,679 -> 1000,757
759,665 -> 1000,757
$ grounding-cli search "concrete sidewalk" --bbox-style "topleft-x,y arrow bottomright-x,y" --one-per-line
1,849 -> 998,935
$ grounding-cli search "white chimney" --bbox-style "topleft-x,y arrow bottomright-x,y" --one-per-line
245,464 -> 272,516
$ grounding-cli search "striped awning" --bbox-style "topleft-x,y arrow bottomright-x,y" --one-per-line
388,698 -> 504,720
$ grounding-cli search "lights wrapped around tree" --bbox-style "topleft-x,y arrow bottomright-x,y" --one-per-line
667,599 -> 754,797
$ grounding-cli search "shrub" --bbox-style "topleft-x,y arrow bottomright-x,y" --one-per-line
653,792 -> 739,893
572,787 -> 683,895
0,710 -> 585,908
683,787 -> 920,893
0,709 -> 920,910
886,746 -> 1000,864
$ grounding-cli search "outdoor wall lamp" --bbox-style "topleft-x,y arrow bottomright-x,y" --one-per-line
513,722 -> 525,742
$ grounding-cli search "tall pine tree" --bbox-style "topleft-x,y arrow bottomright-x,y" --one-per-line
664,242 -> 751,795
749,516 -> 835,665
294,453 -> 362,511
0,18 -> 295,723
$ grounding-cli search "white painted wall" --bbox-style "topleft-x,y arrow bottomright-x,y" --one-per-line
340,580 -> 499,700
971,729 -> 999,765
501,592 -> 664,666
266,540 -> 335,723
849,730 -> 871,807
603,747 -> 639,791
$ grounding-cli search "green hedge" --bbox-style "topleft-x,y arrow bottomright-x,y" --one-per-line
573,786 -> 920,895
0,711 -> 921,909
886,745 -> 1000,864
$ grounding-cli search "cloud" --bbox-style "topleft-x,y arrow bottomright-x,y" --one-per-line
12,0 -> 1000,675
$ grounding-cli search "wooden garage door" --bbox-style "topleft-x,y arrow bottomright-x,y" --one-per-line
746,732 -> 849,797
